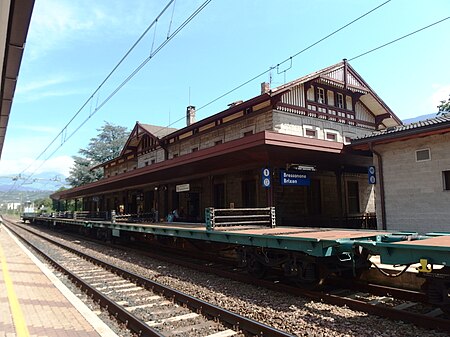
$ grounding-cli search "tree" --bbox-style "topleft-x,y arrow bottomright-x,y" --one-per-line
66,156 -> 103,187
66,122 -> 128,187
437,94 -> 450,116
33,196 -> 54,213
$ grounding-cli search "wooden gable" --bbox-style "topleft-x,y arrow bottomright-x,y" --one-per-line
120,122 -> 161,157
274,60 -> 402,129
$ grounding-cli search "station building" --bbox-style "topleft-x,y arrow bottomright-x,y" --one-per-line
351,115 -> 450,233
52,60 -> 402,228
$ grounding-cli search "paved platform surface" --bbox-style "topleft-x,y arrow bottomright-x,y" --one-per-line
0,223 -> 117,337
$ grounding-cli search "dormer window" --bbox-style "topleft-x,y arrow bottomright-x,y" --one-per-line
317,87 -> 325,104
336,93 -> 344,109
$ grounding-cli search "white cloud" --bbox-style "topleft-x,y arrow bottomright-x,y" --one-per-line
430,84 -> 450,112
12,125 -> 59,133
16,75 -> 69,95
18,88 -> 85,102
26,0 -> 161,61
27,1 -> 97,60
0,155 -> 74,177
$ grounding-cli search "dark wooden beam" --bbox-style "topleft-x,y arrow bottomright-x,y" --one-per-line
375,113 -> 392,127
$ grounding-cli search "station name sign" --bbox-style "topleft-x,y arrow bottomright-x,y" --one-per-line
176,183 -> 190,192
280,170 -> 310,186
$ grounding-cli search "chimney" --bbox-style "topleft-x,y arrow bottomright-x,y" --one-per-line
186,105 -> 196,126
261,82 -> 270,94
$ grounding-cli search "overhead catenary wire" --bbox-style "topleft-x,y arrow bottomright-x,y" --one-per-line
9,3 -> 449,195
150,0 -> 394,134
13,0 -> 213,190
152,13 -> 450,136
7,0 -> 384,195
349,16 -> 450,61
17,0 -> 177,176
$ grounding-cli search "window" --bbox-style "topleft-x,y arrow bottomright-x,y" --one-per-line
326,132 -> 337,141
145,161 -> 149,166
336,93 -> 344,108
443,171 -> 450,191
214,139 -> 223,146
347,181 -> 360,213
344,136 -> 353,144
151,159 -> 156,164
416,148 -> 431,162
305,129 -> 316,137
192,147 -> 198,152
173,153 -> 178,158
317,87 -> 325,104
243,130 -> 253,137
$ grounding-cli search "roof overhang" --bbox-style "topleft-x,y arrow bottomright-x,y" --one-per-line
52,131 -> 372,200
351,119 -> 450,150
0,0 -> 34,158
360,94 -> 400,128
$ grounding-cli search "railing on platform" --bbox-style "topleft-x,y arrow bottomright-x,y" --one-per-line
52,211 -> 110,221
112,212 -> 157,223
205,207 -> 276,231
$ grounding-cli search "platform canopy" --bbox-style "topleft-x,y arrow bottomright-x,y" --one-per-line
0,0 -> 34,158
52,130 -> 372,200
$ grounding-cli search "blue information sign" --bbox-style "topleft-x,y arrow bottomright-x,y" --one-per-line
261,168 -> 271,188
280,170 -> 310,186
368,166 -> 376,184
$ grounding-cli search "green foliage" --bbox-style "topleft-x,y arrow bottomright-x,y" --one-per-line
437,94 -> 450,115
66,122 -> 128,187
66,156 -> 103,187
33,196 -> 54,212
79,122 -> 129,163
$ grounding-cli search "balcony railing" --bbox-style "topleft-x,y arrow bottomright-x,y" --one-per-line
277,101 -> 376,129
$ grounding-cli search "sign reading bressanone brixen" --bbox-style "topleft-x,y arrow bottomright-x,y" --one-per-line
280,170 -> 310,186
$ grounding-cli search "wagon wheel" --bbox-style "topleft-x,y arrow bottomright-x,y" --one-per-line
247,254 -> 267,278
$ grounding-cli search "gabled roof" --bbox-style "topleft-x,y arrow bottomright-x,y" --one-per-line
272,60 -> 402,129
91,122 -> 177,170
140,123 -> 177,138
351,115 -> 450,150
120,122 -> 177,157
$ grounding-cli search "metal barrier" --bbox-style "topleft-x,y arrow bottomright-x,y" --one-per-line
205,207 -> 276,231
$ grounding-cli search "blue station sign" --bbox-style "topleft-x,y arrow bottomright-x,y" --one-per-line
280,170 -> 310,186
368,166 -> 376,184
261,168 -> 271,188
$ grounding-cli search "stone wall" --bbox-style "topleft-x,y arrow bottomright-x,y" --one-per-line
373,132 -> 450,233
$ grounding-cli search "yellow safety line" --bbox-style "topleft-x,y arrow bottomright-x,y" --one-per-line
0,240 -> 30,337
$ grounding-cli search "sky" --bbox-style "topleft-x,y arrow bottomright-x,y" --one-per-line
1,0 -> 449,188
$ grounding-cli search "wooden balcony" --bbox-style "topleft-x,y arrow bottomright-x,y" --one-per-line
277,101 -> 376,129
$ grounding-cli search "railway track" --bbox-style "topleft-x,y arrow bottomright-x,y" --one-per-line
135,246 -> 450,332
2,218 -> 293,337
5,218 -> 450,334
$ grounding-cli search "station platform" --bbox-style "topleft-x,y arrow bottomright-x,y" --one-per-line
0,224 -> 117,337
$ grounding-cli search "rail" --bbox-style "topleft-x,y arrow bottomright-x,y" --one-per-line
205,207 -> 276,230
4,219 -> 294,337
